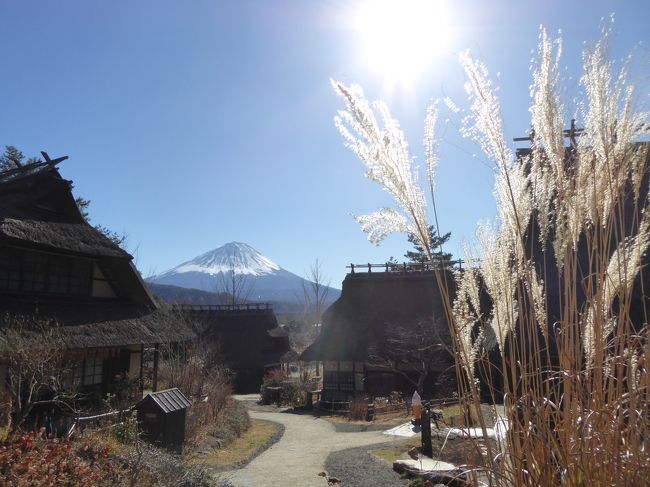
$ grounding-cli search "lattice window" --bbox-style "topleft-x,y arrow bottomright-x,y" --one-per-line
67,357 -> 104,387
83,356 -> 103,385
0,248 -> 93,297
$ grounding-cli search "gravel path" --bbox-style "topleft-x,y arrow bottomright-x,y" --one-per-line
222,408 -> 400,487
325,443 -> 409,487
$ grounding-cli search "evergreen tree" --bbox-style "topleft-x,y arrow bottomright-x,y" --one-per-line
75,197 -> 91,221
404,225 -> 452,265
0,145 -> 41,172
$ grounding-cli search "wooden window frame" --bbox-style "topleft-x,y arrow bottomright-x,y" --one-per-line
0,247 -> 96,298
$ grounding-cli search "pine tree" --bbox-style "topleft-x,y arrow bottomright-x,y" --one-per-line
0,145 -> 41,172
75,197 -> 91,221
404,225 -> 452,265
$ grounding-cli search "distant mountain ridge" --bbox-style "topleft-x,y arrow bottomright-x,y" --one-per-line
147,242 -> 340,306
146,282 -> 304,314
146,282 -> 233,306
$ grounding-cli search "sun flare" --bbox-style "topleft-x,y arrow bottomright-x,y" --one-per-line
354,0 -> 450,88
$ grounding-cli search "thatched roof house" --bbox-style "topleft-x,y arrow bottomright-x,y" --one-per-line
177,304 -> 292,393
301,265 -> 456,400
0,158 -> 194,400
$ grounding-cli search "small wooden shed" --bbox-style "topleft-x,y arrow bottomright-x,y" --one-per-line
136,388 -> 191,452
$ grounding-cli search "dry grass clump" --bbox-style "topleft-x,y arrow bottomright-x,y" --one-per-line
210,398 -> 251,447
451,26 -> 650,487
348,397 -> 369,420
156,340 -> 244,449
333,21 -> 650,487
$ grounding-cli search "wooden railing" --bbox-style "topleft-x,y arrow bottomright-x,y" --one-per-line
346,259 -> 474,274
319,399 -> 351,413
173,303 -> 273,313
66,408 -> 133,439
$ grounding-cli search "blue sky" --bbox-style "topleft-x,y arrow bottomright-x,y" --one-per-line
0,1 -> 648,288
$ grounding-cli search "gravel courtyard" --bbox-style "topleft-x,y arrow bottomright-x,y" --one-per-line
222,396 -> 407,487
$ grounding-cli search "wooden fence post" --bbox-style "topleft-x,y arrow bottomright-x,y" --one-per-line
421,405 -> 433,458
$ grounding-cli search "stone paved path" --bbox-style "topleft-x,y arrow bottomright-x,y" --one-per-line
222,400 -> 400,487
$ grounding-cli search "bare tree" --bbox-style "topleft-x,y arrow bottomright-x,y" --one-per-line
299,259 -> 332,376
1,316 -> 80,430
301,258 -> 331,326
218,255 -> 254,305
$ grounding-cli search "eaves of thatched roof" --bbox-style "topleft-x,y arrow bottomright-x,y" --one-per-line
0,300 -> 195,352
0,218 -> 131,259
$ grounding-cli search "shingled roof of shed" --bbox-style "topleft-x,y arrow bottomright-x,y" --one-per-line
139,388 -> 191,413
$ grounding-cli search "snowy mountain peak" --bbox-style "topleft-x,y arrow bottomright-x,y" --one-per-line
160,241 -> 281,277
147,241 -> 341,306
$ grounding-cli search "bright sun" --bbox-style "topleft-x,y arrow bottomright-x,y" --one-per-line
354,0 -> 450,88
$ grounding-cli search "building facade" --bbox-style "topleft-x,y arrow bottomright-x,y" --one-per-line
0,159 -> 194,416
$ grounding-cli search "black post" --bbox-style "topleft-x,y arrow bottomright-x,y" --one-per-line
421,404 -> 433,458
152,343 -> 160,392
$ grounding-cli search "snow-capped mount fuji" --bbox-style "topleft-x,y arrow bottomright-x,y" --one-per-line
169,242 -> 281,277
147,242 -> 340,305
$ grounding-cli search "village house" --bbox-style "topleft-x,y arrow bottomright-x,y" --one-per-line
0,156 -> 195,417
177,303 -> 293,393
300,263 -> 457,408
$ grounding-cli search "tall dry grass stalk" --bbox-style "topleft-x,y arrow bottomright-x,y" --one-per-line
334,24 -> 650,487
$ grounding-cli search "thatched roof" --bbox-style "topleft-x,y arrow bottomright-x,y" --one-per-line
0,218 -> 130,258
0,300 -> 195,352
0,162 -> 130,259
301,270 -> 455,362
0,164 -> 82,222
182,307 -> 292,369
0,160 -> 194,354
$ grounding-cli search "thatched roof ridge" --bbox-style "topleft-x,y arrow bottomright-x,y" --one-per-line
0,161 -> 131,259
0,218 -> 131,258
0,165 -> 82,222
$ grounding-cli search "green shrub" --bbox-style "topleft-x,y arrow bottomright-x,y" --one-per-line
111,415 -> 138,445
